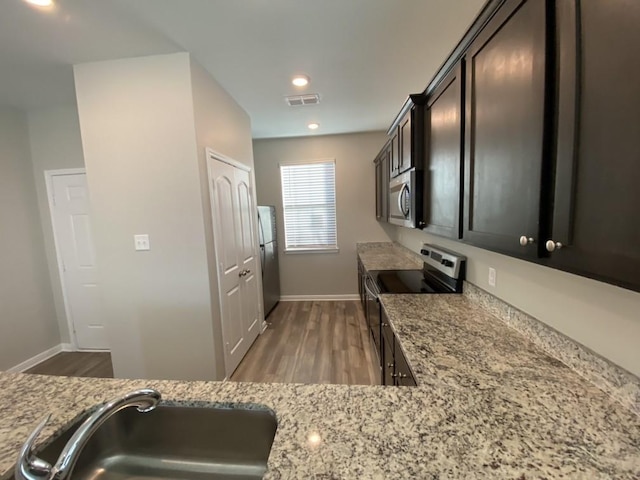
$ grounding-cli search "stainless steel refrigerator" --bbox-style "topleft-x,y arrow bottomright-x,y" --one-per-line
257,206 -> 281,317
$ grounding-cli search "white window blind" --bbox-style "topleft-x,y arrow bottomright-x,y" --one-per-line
280,160 -> 338,252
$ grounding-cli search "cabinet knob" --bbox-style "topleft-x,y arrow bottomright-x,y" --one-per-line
381,322 -> 389,327
397,373 -> 408,379
519,236 -> 535,246
418,221 -> 426,228
390,373 -> 398,378
387,363 -> 394,369
545,240 -> 563,252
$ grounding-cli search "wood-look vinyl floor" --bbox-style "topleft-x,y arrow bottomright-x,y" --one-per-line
231,300 -> 380,385
24,352 -> 114,379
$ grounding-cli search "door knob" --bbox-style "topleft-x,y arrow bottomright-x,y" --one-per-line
545,240 -> 563,252
519,236 -> 535,246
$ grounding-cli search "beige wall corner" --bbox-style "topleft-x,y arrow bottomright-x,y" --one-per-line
253,131 -> 394,296
0,107 -> 60,370
73,53 -> 217,380
189,57 -> 256,380
26,105 -> 86,345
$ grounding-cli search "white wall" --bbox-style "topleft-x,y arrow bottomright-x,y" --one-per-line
27,105 -> 86,344
74,53 -> 217,380
0,107 -> 60,370
253,131 -> 394,297
189,57 -> 256,379
394,228 -> 640,376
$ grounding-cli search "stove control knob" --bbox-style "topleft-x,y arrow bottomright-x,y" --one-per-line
441,259 -> 453,267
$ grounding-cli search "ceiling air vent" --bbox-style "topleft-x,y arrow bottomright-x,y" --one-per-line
285,93 -> 320,107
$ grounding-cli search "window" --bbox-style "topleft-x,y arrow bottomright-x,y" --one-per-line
280,160 -> 338,252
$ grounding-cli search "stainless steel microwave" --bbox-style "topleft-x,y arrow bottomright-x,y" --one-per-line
389,168 -> 422,228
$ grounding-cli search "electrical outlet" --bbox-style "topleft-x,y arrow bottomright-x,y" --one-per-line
488,267 -> 497,287
134,234 -> 150,251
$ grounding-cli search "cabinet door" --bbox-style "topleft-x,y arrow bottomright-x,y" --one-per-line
374,142 -> 390,222
374,154 -> 383,220
463,0 -> 549,258
381,310 -> 394,386
389,130 -> 399,177
393,336 -> 417,387
399,111 -> 411,174
547,0 -> 640,291
422,63 -> 464,238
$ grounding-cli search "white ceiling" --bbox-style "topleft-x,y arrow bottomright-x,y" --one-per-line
0,0 -> 485,138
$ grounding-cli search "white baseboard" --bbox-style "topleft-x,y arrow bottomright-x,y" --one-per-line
7,343 -> 79,373
280,294 -> 360,302
8,344 -> 63,373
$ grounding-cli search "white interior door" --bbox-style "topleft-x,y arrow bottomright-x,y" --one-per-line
235,169 -> 261,339
208,155 -> 262,377
50,172 -> 108,350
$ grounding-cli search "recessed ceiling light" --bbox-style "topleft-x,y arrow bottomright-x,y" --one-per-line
308,123 -> 319,130
24,0 -> 54,6
292,75 -> 310,87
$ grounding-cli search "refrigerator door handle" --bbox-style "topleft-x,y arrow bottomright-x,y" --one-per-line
257,211 -> 265,246
260,245 -> 266,279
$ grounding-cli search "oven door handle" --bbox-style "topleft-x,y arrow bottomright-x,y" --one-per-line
364,276 -> 380,300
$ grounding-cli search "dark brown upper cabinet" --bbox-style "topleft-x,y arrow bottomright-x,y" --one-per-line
421,62 -> 464,238
462,0 -> 550,259
374,139 -> 390,222
542,0 -> 640,291
388,94 -> 426,178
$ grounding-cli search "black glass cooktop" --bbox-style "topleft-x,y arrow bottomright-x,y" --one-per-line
370,269 -> 458,294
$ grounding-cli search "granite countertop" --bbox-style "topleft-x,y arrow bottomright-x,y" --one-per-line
356,242 -> 423,271
1,247 -> 639,479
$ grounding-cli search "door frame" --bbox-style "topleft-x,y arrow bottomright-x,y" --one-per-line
205,148 -> 266,378
44,167 -> 87,351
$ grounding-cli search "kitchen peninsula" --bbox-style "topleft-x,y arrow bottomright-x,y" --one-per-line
1,247 -> 639,479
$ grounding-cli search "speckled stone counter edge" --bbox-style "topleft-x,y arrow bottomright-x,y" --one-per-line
463,281 -> 640,416
356,241 -> 640,416
356,241 -> 424,264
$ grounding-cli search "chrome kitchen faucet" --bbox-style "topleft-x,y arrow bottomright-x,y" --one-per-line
15,388 -> 161,480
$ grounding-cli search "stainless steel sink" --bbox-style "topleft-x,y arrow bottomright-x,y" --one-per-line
19,404 -> 277,480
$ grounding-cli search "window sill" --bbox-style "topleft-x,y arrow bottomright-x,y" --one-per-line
284,247 -> 340,255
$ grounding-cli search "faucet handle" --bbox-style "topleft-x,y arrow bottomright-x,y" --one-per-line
15,414 -> 53,480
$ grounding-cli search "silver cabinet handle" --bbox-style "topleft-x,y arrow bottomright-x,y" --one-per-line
519,236 -> 535,246
239,269 -> 250,277
545,240 -> 563,252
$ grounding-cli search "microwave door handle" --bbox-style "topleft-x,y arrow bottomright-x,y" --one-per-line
398,184 -> 410,217
397,185 -> 404,214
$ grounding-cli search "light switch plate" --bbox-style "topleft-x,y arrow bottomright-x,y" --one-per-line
488,267 -> 497,287
134,234 -> 150,251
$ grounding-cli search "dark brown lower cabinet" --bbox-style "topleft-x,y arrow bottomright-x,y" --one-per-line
381,309 -> 416,387
543,0 -> 640,291
393,336 -> 417,387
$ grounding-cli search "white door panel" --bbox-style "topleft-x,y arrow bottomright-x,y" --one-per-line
208,154 -> 263,378
51,173 -> 108,350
